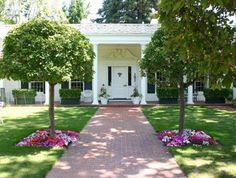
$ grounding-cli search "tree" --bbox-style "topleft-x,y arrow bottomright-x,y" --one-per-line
96,0 -> 158,23
141,0 -> 236,135
64,0 -> 88,24
140,29 -> 205,135
2,0 -> 68,24
0,19 -> 94,136
158,0 -> 236,87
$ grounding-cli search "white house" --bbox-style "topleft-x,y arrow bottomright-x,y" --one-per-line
0,23 -> 236,104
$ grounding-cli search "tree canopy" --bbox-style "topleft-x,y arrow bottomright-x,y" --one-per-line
95,0 -> 158,23
158,0 -> 236,87
1,0 -> 68,24
0,19 -> 94,135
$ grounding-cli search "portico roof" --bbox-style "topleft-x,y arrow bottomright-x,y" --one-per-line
70,23 -> 159,35
0,23 -> 159,45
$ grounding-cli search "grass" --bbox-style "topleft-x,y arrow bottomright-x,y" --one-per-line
0,106 -> 97,178
142,106 -> 236,178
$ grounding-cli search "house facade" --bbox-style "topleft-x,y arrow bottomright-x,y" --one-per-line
0,23 -> 236,104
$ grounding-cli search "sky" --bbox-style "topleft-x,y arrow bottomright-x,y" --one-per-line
85,0 -> 103,19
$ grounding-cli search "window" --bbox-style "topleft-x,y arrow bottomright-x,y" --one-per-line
71,80 -> 84,90
31,81 -> 45,93
194,81 -> 204,93
147,71 -> 167,94
147,73 -> 155,94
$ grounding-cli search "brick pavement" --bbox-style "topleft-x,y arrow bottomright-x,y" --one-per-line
47,107 -> 185,178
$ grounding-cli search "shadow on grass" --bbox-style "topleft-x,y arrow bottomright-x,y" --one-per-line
0,107 -> 97,178
143,106 -> 236,178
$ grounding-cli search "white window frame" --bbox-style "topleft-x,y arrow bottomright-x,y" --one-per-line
29,81 -> 45,93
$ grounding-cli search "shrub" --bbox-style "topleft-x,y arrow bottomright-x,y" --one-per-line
12,89 -> 37,98
59,89 -> 81,98
203,88 -> 231,99
232,99 -> 236,108
131,88 -> 141,97
157,88 -> 178,99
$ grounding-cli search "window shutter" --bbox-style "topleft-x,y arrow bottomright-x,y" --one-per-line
84,82 -> 92,90
61,81 -> 69,89
128,66 -> 132,86
108,66 -> 112,86
21,82 -> 29,89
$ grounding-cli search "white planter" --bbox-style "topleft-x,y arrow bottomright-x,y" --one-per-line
132,97 -> 140,105
100,97 -> 108,104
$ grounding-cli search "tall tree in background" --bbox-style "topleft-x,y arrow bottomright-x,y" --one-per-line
64,0 -> 88,24
1,0 -> 68,24
96,0 -> 158,23
0,0 -> 5,22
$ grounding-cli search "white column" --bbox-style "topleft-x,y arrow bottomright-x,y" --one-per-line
45,82 -> 49,105
140,44 -> 147,105
187,85 -> 194,104
0,80 -> 3,88
92,44 -> 99,105
233,87 -> 236,99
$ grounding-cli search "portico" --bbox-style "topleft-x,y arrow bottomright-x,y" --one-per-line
74,23 -> 159,105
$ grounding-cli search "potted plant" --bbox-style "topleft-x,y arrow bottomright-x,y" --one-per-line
203,88 -> 231,104
59,89 -> 81,105
157,87 -> 179,104
12,89 -> 37,104
131,88 -> 141,104
99,84 -> 109,104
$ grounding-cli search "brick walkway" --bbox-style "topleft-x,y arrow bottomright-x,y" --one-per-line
47,107 -> 185,178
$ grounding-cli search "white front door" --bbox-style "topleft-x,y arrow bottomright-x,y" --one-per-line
112,66 -> 128,98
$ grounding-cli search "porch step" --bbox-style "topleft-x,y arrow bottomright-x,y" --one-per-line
109,98 -> 132,102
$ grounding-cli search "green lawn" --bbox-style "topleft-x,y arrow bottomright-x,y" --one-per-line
142,106 -> 236,178
0,106 -> 97,178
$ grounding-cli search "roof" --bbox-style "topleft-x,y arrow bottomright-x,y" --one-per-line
70,23 -> 159,35
0,23 -> 159,37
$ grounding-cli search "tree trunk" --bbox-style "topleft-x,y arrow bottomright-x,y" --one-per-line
49,83 -> 55,137
178,81 -> 185,135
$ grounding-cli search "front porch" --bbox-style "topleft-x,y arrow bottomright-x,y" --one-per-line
91,44 -> 147,105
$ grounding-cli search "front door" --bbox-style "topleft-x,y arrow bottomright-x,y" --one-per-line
112,66 -> 128,99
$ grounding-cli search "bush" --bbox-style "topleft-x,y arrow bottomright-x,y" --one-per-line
12,89 -> 36,104
12,89 -> 37,98
59,89 -> 81,98
203,88 -> 231,99
232,99 -> 236,108
157,88 -> 179,99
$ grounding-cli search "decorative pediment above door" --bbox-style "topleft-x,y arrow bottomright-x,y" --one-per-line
103,49 -> 138,60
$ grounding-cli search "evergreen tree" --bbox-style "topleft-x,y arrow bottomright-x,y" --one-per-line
96,0 -> 158,23
65,0 -> 88,24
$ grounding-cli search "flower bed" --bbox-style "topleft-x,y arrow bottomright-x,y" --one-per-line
158,129 -> 217,147
16,129 -> 79,148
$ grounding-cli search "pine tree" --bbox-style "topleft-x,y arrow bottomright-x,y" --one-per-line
96,0 -> 158,23
66,0 -> 88,24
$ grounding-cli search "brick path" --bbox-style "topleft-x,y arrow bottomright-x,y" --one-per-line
47,107 -> 185,178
